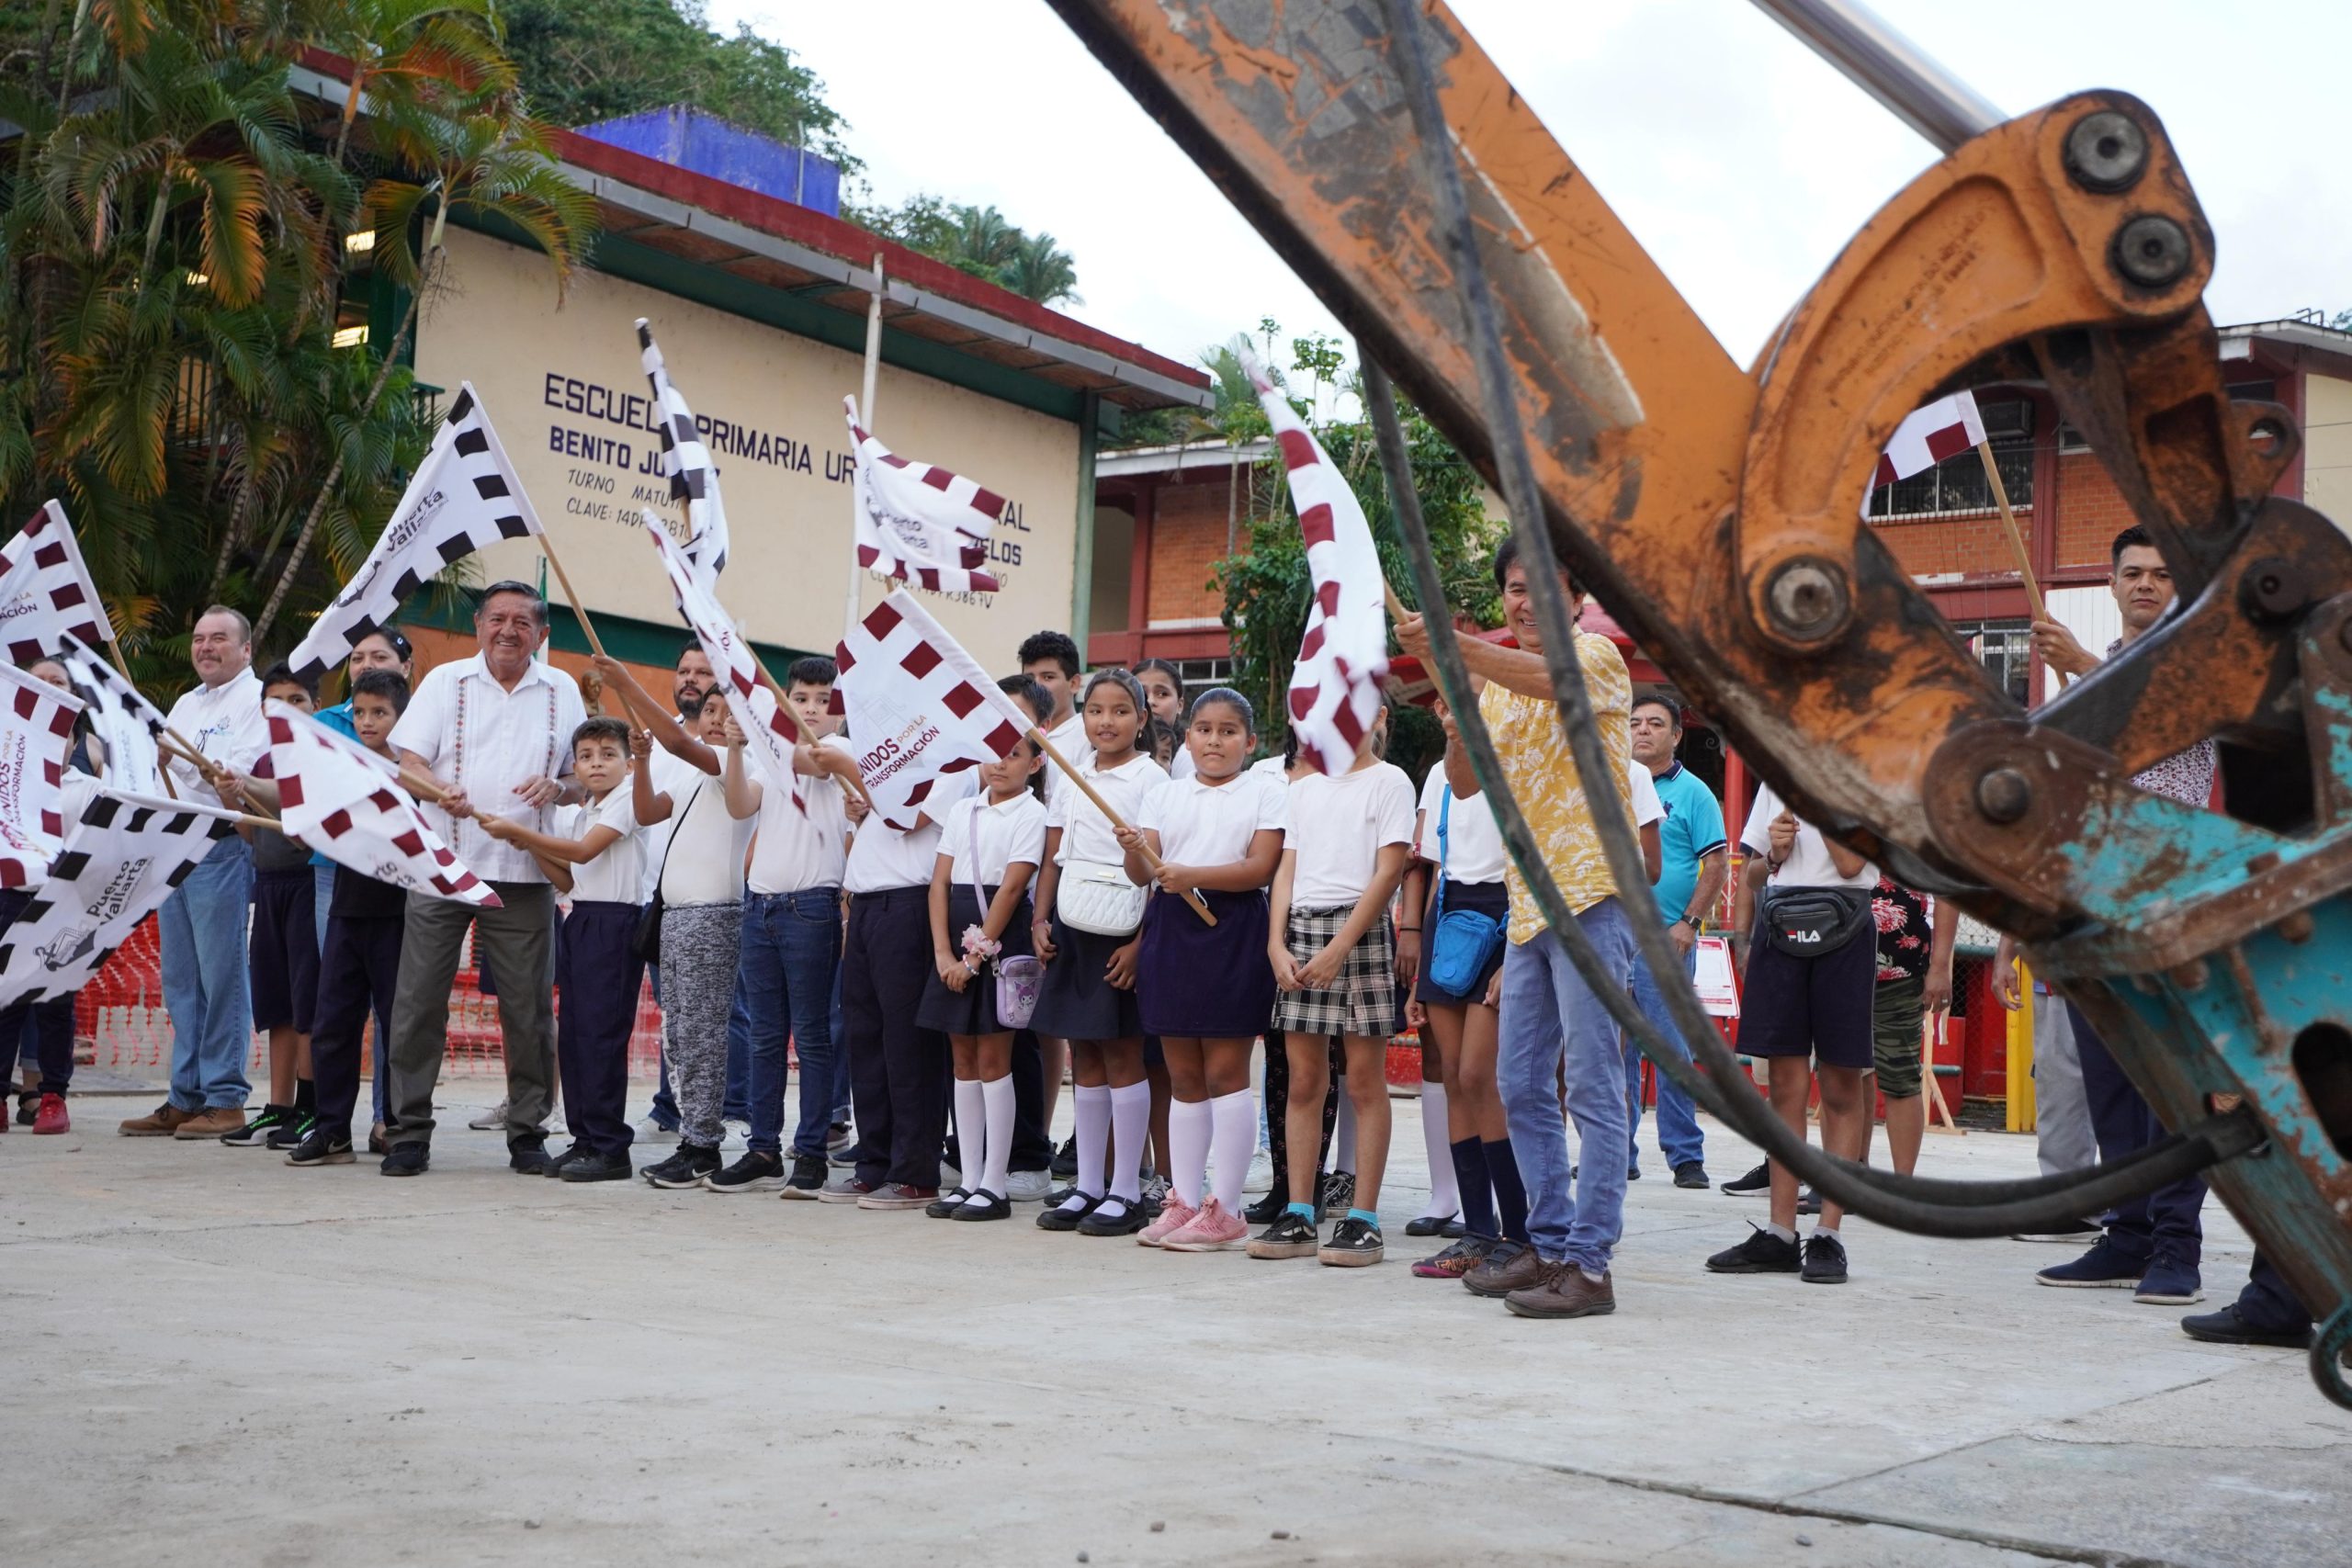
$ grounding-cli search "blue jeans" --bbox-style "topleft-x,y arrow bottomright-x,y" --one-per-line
1624,942 -> 1706,1171
740,887 -> 842,1157
650,964 -> 752,1125
160,837 -> 255,1111
1497,899 -> 1634,1274
828,956 -> 852,1122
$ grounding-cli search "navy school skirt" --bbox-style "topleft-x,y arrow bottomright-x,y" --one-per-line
1031,908 -> 1147,1042
1136,886 -> 1274,1040
916,883 -> 1035,1037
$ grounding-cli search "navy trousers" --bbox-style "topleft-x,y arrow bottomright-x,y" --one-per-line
557,901 -> 647,1159
312,914 -> 404,1139
842,887 -> 950,1188
2068,1003 -> 2206,1268
0,888 -> 74,1096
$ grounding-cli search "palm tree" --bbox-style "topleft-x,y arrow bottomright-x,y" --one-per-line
998,229 -> 1080,306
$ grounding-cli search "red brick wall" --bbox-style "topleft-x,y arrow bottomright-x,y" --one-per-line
1146,480 -> 1238,626
2052,451 -> 2135,570
1869,510 -> 2024,580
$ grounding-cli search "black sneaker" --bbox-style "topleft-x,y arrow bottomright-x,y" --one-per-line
560,1149 -> 633,1183
266,1114 -> 314,1152
508,1136 -> 552,1176
2011,1219 -> 2102,1244
379,1143 -> 429,1177
706,1146 -> 790,1194
544,1141 -> 592,1179
927,1187 -> 974,1218
13,1092 -> 33,1127
283,1129 -> 354,1167
643,1145 -> 722,1189
1246,1211 -> 1321,1259
1721,1161 -> 1770,1196
1036,1191 -> 1101,1232
1673,1161 -> 1711,1190
776,1152 -> 829,1199
1706,1225 -> 1801,1273
1626,1165 -> 1641,1181
2179,1303 -> 2312,1348
1243,1190 -> 1287,1225
1318,1170 -> 1355,1218
1801,1231 -> 1849,1284
1318,1216 -> 1385,1268
1050,1135 -> 1079,1179
222,1105 -> 293,1146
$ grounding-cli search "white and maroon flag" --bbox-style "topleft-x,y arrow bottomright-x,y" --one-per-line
1240,345 -> 1389,776
831,589 -> 1027,831
262,699 -> 500,907
637,319 -> 729,592
288,382 -> 543,684
0,500 -> 115,666
0,660 -> 85,889
55,631 -> 164,795
845,396 -> 1004,596
639,513 -> 805,814
1869,389 -> 1987,501
0,788 -> 239,1006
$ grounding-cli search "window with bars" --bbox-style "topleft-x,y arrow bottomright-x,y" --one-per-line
1955,619 -> 2034,705
1864,441 -> 2034,520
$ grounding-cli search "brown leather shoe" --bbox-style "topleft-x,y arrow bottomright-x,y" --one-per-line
1505,1263 -> 1617,1319
1463,1242 -> 1545,1298
119,1101 -> 196,1137
172,1107 -> 247,1140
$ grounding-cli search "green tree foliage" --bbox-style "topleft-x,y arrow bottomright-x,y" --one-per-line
849,195 -> 1082,306
501,0 -> 857,175
1210,327 -> 1503,778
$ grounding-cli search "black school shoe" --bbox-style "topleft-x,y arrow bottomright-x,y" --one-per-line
927,1187 -> 975,1219
1246,1211 -> 1320,1260
560,1149 -> 633,1183
508,1136 -> 553,1176
221,1105 -> 294,1146
644,1145 -> 722,1189
544,1142 -> 591,1179
1036,1191 -> 1101,1232
283,1129 -> 354,1167
380,1143 -> 429,1177
2179,1303 -> 2311,1348
1801,1232 -> 1849,1284
1706,1225 -> 1801,1274
1721,1161 -> 1770,1196
1077,1196 -> 1148,1237
1404,1211 -> 1458,1238
775,1153 -> 830,1200
1243,1190 -> 1288,1225
950,1190 -> 1012,1222
1318,1217 -> 1385,1268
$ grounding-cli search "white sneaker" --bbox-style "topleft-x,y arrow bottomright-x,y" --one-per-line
466,1100 -> 509,1132
1244,1145 -> 1274,1195
941,1160 -> 963,1190
633,1116 -> 678,1145
1005,1168 -> 1053,1203
721,1118 -> 751,1150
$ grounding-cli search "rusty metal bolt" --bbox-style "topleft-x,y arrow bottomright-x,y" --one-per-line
2239,558 -> 2305,623
2112,215 -> 2191,288
2278,910 -> 2317,945
2168,957 -> 2211,991
1765,559 -> 1849,643
2064,110 -> 2148,194
1975,766 -> 2034,825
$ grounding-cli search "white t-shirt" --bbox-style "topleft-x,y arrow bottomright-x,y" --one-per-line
551,788 -> 644,905
1046,750 -> 1166,867
1415,766 -> 1507,886
846,766 -> 976,895
1169,748 -> 1197,781
1629,761 -> 1664,829
1248,755 -> 1290,782
1039,711 -> 1088,807
938,790 -> 1047,888
388,653 -> 585,885
163,667 -> 267,807
746,736 -> 848,896
1139,769 -> 1287,866
1283,761 -> 1417,907
1739,782 -> 1877,890
637,736 -> 707,902
665,770 -> 752,906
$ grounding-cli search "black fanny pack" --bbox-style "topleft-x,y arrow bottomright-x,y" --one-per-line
1755,885 -> 1870,958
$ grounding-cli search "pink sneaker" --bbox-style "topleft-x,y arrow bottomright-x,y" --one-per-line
1137,1194 -> 1198,1247
1161,1195 -> 1249,1253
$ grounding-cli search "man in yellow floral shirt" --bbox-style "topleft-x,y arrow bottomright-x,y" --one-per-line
1397,536 -> 1635,1323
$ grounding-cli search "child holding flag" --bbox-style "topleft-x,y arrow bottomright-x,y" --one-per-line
224,664 -> 324,1150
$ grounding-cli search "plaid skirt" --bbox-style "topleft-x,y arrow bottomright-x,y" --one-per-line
1272,905 -> 1399,1038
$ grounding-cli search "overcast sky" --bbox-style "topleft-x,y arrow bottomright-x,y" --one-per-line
710,1 -> 2349,381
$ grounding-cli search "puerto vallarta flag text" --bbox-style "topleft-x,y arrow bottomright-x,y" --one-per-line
288,382 -> 543,683
640,513 -> 803,813
831,590 -> 1026,831
638,319 -> 729,592
1868,390 -> 1988,506
262,699 -> 500,907
1240,344 -> 1389,776
845,396 -> 1003,596
0,660 -> 85,889
0,500 -> 115,666
55,631 -> 164,795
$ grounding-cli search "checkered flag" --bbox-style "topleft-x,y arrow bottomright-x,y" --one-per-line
639,514 -> 804,814
1240,344 -> 1389,775
845,396 -> 1004,596
288,382 -> 543,684
638,320 -> 729,592
54,631 -> 164,795
831,590 -> 1026,831
0,661 -> 85,889
263,699 -> 500,908
0,788 -> 239,1007
0,500 -> 115,665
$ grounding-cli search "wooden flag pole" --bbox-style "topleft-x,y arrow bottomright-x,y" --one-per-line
1384,581 -> 1412,625
537,536 -> 610,661
843,253 -> 888,645
736,646 -> 876,816
94,633 -> 178,798
1975,441 -> 2069,690
1924,1009 -> 1962,1134
1027,726 -> 1216,926
158,735 -> 279,824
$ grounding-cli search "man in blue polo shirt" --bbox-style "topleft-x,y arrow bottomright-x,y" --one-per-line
1624,693 -> 1726,1189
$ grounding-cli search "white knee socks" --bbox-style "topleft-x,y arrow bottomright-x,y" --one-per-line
978,1075 -> 1015,1201
1170,1096 -> 1212,1210
953,1077 -> 985,1192
1071,1083 -> 1111,1208
1208,1089 -> 1255,1213
1108,1081 -> 1150,1205
1418,1080 -> 1458,1221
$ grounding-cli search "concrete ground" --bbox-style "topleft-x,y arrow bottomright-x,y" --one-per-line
3,1089 -> 2346,1568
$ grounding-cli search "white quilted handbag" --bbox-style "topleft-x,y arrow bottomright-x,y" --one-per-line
1057,859 -> 1148,936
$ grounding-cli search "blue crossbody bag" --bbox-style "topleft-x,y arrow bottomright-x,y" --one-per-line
1424,790 -> 1506,995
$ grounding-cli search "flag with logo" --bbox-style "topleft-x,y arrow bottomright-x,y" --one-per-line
640,513 -> 804,813
0,500 -> 115,666
0,661 -> 86,889
845,396 -> 1004,596
831,590 -> 1027,831
288,382 -> 543,683
262,699 -> 500,908
54,631 -> 164,795
1240,344 -> 1389,776
0,789 -> 239,1006
1866,390 -> 1987,512
638,319 -> 729,593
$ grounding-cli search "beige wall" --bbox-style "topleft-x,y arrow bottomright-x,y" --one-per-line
2306,373 -> 2352,537
413,227 -> 1083,669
